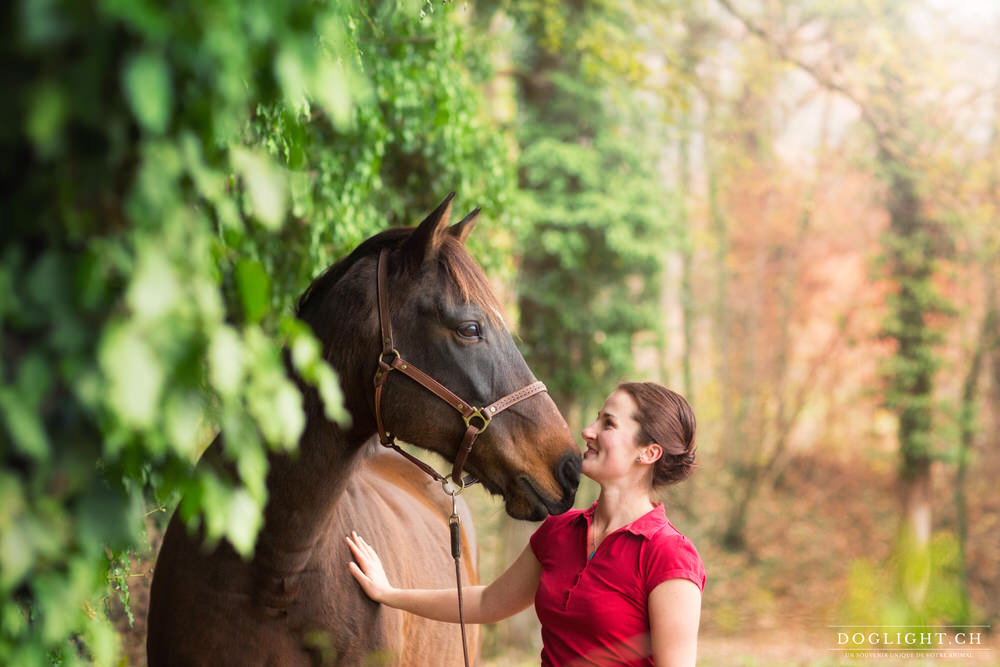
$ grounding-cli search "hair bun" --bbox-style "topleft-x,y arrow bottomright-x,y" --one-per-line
617,382 -> 697,488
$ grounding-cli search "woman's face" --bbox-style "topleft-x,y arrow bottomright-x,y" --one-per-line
580,390 -> 645,483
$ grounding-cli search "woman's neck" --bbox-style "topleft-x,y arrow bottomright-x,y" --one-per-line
592,484 -> 656,533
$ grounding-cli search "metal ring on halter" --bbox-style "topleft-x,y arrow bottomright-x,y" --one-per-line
441,476 -> 466,496
379,348 -> 401,366
374,349 -> 400,388
462,407 -> 492,432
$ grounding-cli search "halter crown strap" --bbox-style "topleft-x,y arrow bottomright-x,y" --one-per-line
372,247 -> 547,487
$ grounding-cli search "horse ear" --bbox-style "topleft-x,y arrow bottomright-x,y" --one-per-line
448,207 -> 480,244
403,193 -> 455,268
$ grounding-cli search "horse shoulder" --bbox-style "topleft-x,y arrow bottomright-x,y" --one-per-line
357,449 -> 478,573
309,449 -> 480,665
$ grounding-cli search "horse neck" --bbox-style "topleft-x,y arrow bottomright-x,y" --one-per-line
252,311 -> 378,576
251,414 -> 367,576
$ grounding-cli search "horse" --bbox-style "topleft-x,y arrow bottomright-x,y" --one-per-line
146,194 -> 582,665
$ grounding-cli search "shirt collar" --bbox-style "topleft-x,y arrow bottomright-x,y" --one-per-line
578,501 -> 668,539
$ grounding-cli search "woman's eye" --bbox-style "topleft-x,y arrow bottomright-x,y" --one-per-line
456,322 -> 482,339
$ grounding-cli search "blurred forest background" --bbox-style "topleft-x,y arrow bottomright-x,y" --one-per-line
2,0 -> 998,664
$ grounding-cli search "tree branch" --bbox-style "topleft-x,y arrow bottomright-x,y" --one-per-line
713,0 -> 899,160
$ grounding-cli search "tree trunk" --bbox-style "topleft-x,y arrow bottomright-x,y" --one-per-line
677,96 -> 695,402
704,94 -> 746,548
954,287 -> 994,621
881,146 -> 940,604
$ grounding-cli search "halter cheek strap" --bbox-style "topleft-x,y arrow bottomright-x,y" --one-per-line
371,247 -> 547,488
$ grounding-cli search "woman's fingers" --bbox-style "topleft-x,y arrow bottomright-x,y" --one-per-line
346,533 -> 388,603
346,532 -> 383,578
348,561 -> 368,584
348,562 -> 379,601
357,533 -> 375,557
346,535 -> 371,568
348,531 -> 372,557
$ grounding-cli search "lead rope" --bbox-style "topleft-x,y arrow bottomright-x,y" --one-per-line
449,490 -> 471,667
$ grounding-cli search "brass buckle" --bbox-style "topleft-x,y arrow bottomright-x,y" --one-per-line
462,407 -> 492,432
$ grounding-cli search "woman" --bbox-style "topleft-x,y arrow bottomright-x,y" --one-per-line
347,382 -> 704,666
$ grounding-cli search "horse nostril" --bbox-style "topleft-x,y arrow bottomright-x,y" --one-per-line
557,453 -> 581,491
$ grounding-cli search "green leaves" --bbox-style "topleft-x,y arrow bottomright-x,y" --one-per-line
286,319 -> 349,425
231,148 -> 289,230
123,51 -> 173,134
3,0 -> 515,660
25,81 -> 67,157
0,475 -> 40,590
208,326 -> 246,397
99,324 -> 166,429
226,489 -> 263,556
243,326 -> 305,450
0,355 -> 51,461
234,259 -> 272,323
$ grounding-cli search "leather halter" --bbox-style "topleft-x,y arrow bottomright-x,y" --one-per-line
371,247 -> 547,490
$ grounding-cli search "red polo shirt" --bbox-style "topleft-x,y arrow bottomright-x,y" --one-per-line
529,502 -> 705,666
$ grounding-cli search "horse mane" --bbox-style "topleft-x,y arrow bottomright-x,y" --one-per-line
294,229 -> 402,318
295,228 -> 502,324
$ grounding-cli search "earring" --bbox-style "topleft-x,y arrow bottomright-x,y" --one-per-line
635,457 -> 641,463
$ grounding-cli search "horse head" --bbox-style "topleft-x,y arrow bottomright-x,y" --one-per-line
297,194 -> 580,520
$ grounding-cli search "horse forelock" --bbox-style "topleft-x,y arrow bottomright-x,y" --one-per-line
435,236 -> 505,327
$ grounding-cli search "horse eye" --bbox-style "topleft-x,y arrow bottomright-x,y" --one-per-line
456,322 -> 482,339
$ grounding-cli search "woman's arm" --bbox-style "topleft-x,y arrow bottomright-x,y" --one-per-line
346,531 -> 541,624
648,578 -> 701,667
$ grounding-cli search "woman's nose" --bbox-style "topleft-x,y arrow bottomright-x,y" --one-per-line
581,422 -> 595,441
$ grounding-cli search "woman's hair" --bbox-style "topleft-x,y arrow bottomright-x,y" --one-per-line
618,382 -> 697,487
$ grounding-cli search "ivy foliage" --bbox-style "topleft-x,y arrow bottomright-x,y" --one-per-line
505,1 -> 679,412
1,0 -> 511,662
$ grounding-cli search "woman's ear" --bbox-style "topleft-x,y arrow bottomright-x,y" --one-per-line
642,443 -> 663,464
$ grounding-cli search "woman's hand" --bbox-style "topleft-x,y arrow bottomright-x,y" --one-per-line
346,531 -> 394,603
345,538 -> 539,624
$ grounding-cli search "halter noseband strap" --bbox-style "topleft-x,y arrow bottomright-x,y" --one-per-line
372,247 -> 547,489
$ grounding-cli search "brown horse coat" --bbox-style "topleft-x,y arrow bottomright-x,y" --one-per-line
147,196 -> 580,665
149,446 -> 478,666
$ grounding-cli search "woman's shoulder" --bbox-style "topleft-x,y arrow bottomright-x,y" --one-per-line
641,517 -> 706,591
647,519 -> 700,553
641,507 -> 693,543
